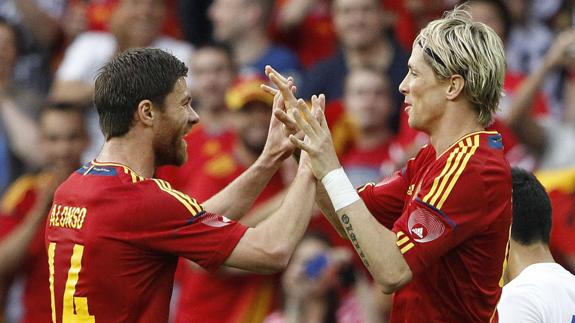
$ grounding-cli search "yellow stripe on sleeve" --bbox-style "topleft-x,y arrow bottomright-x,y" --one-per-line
400,242 -> 414,254
152,179 -> 203,215
435,135 -> 480,209
423,146 -> 462,204
428,141 -> 470,206
396,236 -> 410,247
155,179 -> 203,213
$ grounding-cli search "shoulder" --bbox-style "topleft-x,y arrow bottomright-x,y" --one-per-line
138,178 -> 205,218
0,173 -> 43,214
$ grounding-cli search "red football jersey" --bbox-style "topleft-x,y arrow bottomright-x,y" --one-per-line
45,161 -> 248,323
0,173 -> 52,323
358,131 -> 512,322
175,151 -> 285,323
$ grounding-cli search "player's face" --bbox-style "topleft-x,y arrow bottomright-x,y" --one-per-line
41,110 -> 88,173
154,77 -> 199,167
333,0 -> 383,50
399,46 -> 447,134
190,48 -> 235,111
233,101 -> 271,155
344,70 -> 393,131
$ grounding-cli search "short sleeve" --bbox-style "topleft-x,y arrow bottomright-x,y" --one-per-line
391,167 -> 492,274
358,169 -> 409,229
125,180 -> 248,272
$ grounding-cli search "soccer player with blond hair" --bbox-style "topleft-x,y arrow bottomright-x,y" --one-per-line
268,5 -> 512,322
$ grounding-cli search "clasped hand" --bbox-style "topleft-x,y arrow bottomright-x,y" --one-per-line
262,66 -> 341,180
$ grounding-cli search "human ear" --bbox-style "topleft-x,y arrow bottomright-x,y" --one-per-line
446,75 -> 465,100
137,100 -> 155,127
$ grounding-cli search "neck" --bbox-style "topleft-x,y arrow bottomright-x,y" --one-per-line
345,39 -> 391,71
97,131 -> 155,178
357,127 -> 390,150
507,241 -> 556,281
231,29 -> 269,67
429,103 -> 483,157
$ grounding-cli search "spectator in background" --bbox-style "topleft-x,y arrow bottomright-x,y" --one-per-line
502,28 -> 575,170
50,0 -> 193,162
341,68 -> 406,188
156,43 -> 236,191
208,0 -> 301,79
0,103 -> 88,323
299,0 -> 408,133
498,168 -> 575,322
0,0 -> 66,95
174,78 -> 287,323
503,0 -> 562,114
272,0 -> 337,68
264,232 -> 379,323
467,0 -> 551,170
0,17 -> 44,195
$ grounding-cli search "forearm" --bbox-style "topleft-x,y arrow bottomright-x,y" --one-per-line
1,98 -> 43,167
238,190 -> 286,227
315,183 -> 346,238
203,155 -> 282,220
49,80 -> 95,105
335,201 -> 411,293
506,59 -> 552,155
224,166 -> 316,272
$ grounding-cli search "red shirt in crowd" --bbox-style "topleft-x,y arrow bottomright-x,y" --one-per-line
0,173 -> 52,323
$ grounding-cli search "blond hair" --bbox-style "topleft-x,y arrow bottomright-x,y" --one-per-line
415,5 -> 506,127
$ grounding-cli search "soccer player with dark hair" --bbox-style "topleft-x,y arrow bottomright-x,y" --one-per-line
45,48 -> 318,322
497,168 -> 575,322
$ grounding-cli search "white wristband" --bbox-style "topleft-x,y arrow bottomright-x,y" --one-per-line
321,168 -> 360,212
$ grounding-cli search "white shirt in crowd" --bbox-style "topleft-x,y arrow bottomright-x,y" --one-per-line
498,263 -> 575,323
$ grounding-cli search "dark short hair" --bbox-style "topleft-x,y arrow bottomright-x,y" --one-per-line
511,168 -> 552,245
94,48 -> 188,140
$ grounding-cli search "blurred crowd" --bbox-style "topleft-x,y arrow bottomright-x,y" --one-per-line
1,0 -> 575,322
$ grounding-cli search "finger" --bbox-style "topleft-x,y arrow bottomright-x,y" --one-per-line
261,84 -> 278,96
291,106 -> 317,139
269,73 -> 299,110
297,98 -> 323,134
274,108 -> 298,133
265,65 -> 289,84
289,134 -> 310,153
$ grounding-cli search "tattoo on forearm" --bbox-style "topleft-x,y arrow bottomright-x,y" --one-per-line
341,214 -> 370,268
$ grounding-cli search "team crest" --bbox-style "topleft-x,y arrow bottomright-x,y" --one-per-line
407,207 -> 445,243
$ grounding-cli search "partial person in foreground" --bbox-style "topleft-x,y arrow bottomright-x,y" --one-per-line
497,168 -> 575,323
266,4 -> 511,322
45,48 -> 319,323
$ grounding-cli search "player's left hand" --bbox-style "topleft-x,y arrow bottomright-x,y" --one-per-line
286,94 -> 341,180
